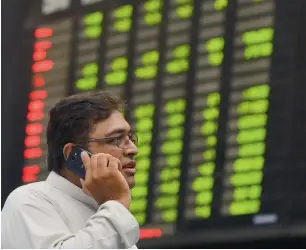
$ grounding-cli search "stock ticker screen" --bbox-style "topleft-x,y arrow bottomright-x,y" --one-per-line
21,0 -> 306,247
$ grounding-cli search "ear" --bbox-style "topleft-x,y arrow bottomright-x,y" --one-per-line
63,143 -> 75,160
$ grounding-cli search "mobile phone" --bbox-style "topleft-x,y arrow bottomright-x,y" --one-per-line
66,146 -> 92,180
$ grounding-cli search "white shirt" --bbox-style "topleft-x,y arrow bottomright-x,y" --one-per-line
1,171 -> 139,249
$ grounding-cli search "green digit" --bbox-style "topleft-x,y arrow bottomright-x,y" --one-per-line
242,28 -> 274,60
195,206 -> 211,218
135,50 -> 159,79
84,12 -> 103,24
160,180 -> 180,194
138,132 -> 152,145
111,57 -> 128,70
156,196 -> 178,209
196,192 -> 213,205
135,214 -> 146,225
136,158 -> 150,171
237,128 -> 266,144
230,171 -> 263,186
160,168 -> 181,181
192,177 -> 214,191
135,171 -> 149,184
82,62 -> 98,76
167,127 -> 184,139
238,100 -> 269,114
203,108 -> 219,120
144,0 -> 163,26
84,12 -> 103,39
207,92 -> 220,107
130,199 -> 147,212
132,186 -> 148,198
175,0 -> 193,19
161,209 -> 177,223
161,140 -> 183,155
166,155 -> 182,167
75,77 -> 98,91
198,162 -> 215,175
166,44 -> 190,74
113,5 -> 133,32
134,104 -> 155,118
233,156 -> 264,172
206,37 -> 225,66
113,5 -> 133,18
105,57 -> 128,85
214,0 -> 228,11
206,136 -> 217,147
166,98 -> 186,113
201,121 -> 218,135
243,84 -> 270,99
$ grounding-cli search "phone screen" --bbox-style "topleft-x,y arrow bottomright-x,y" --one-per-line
66,147 -> 92,180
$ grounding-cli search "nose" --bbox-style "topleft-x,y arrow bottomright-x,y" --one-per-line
123,140 -> 138,157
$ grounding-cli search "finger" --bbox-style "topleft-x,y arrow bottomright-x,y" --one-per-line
81,151 -> 91,169
89,154 -> 99,177
97,154 -> 109,174
108,157 -> 121,171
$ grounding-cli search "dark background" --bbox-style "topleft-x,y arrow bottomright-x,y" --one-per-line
2,0 -> 306,248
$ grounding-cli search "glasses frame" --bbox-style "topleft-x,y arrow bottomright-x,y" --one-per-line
78,130 -> 138,149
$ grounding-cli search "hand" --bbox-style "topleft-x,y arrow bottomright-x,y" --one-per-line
80,151 -> 131,209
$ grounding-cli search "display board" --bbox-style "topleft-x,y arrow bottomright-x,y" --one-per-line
21,0 -> 306,247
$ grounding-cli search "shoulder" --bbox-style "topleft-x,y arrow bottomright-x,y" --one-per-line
2,182 -> 52,213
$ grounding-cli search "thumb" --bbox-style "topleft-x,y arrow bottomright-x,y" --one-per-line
80,151 -> 90,169
80,178 -> 92,197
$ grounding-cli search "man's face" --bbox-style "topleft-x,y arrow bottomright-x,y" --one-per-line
87,110 -> 139,188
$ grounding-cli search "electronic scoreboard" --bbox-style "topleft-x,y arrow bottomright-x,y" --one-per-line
20,0 -> 306,247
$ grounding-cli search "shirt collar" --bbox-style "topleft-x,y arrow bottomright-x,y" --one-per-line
46,171 -> 99,210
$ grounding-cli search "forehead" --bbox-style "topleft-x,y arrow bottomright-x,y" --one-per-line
91,110 -> 130,136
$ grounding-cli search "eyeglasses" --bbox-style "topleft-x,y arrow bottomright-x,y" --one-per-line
83,130 -> 138,149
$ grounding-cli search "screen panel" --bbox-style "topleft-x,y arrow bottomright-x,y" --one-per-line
20,0 -> 306,247
23,18 -> 73,182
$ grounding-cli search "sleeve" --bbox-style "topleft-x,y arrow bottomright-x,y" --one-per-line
1,190 -> 139,249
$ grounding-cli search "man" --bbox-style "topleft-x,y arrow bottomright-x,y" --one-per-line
2,91 -> 140,248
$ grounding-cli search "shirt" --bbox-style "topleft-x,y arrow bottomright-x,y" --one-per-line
1,171 -> 139,249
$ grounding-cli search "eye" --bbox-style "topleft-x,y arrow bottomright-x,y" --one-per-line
106,135 -> 125,145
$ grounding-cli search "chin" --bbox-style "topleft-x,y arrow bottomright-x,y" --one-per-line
125,176 -> 135,189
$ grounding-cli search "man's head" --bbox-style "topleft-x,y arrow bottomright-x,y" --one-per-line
46,91 -> 138,188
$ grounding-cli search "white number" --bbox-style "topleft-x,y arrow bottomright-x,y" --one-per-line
42,0 -> 71,15
81,0 -> 104,6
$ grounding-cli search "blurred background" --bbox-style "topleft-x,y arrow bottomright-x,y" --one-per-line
2,0 -> 306,248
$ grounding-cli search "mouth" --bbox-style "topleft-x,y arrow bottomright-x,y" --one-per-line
122,161 -> 136,175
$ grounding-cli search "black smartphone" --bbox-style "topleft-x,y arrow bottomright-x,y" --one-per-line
66,146 -> 92,180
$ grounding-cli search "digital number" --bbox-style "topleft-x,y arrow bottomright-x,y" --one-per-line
166,44 -> 190,74
112,5 -> 133,32
155,99 -> 186,222
130,104 -> 155,225
242,28 -> 274,60
135,50 -> 159,79
144,0 -> 163,26
206,37 -> 225,67
84,11 -> 103,38
229,84 -> 270,216
104,57 -> 128,85
175,0 -> 194,19
193,92 -> 220,218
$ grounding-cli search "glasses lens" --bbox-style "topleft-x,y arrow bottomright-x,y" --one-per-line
131,133 -> 138,145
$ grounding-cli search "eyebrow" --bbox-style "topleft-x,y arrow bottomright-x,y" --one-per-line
104,128 -> 131,137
